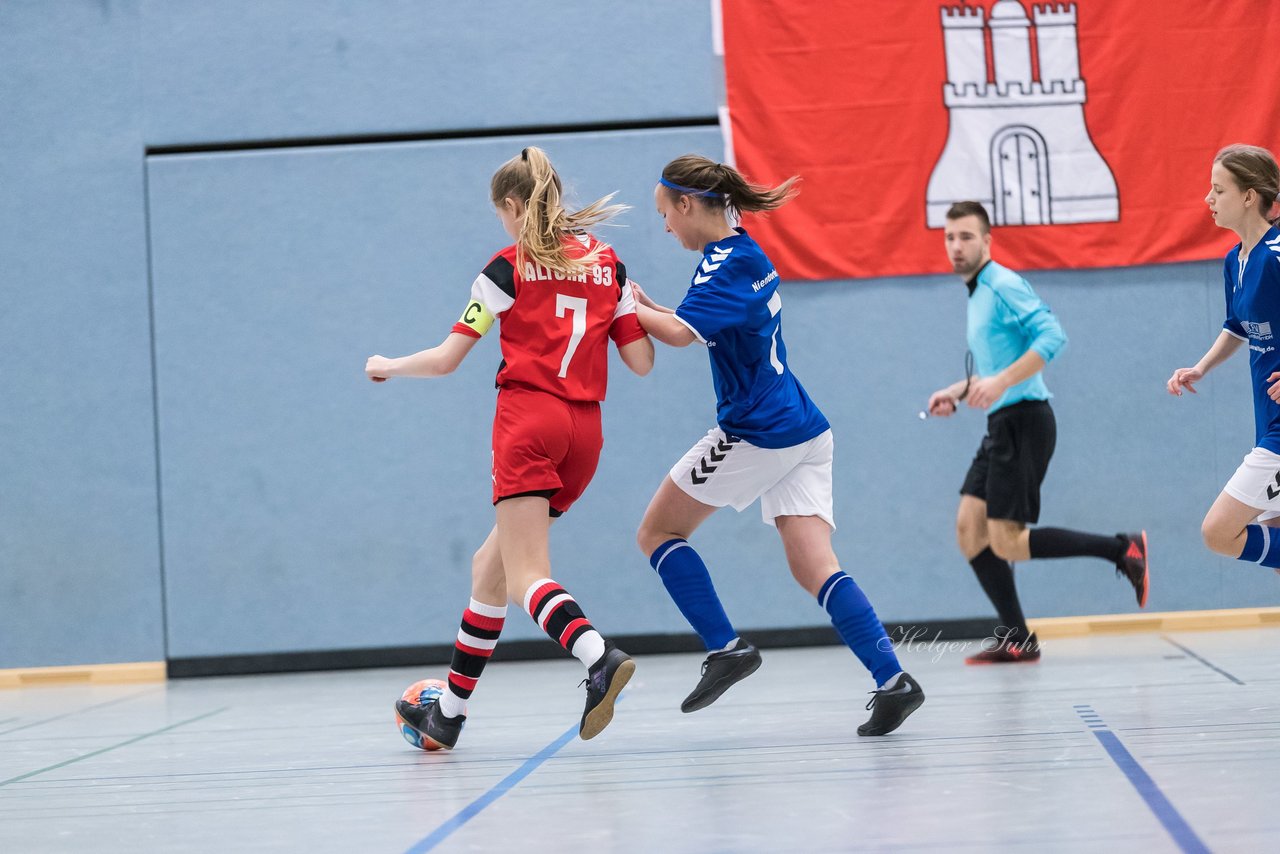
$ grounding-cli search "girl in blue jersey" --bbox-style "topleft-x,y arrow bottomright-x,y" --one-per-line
1169,144 -> 1280,571
630,155 -> 923,737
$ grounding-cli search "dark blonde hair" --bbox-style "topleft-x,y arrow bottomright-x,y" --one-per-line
659,155 -> 799,216
1215,144 -> 1280,226
490,147 -> 627,274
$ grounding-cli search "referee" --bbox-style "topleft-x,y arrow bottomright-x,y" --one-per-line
926,201 -> 1149,664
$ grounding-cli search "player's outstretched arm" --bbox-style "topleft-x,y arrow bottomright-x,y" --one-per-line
1168,330 -> 1243,396
629,280 -> 675,314
365,332 -> 480,382
618,336 -> 655,376
635,303 -> 696,348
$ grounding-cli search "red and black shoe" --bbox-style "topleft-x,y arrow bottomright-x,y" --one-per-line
964,633 -> 1041,665
1116,531 -> 1150,608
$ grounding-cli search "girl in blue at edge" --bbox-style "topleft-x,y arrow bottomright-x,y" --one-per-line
1169,144 -> 1280,573
630,154 -> 923,736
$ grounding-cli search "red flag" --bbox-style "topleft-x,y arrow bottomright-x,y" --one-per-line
722,0 -> 1280,280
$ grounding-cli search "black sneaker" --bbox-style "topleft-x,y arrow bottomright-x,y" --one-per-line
857,672 -> 924,737
395,697 -> 465,750
681,638 -> 762,713
1116,531 -> 1149,608
579,641 -> 635,740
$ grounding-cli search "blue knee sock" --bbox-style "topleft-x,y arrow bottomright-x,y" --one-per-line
819,571 -> 901,687
649,539 -> 736,651
1239,525 -> 1280,568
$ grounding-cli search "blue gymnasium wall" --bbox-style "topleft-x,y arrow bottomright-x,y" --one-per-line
1,1 -> 1273,669
0,2 -> 163,668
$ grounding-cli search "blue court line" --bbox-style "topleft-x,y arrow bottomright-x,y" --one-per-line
0,707 -> 227,788
404,723 -> 580,854
1162,636 -> 1245,685
1073,706 -> 1211,854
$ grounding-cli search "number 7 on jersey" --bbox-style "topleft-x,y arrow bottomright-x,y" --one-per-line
555,293 -> 588,378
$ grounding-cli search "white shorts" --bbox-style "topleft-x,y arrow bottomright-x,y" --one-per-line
668,427 -> 835,529
1224,447 -> 1280,521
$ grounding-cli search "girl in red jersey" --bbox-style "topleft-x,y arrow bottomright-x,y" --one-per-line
366,147 -> 654,749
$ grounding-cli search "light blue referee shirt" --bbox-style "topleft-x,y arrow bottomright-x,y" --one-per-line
966,260 -> 1067,414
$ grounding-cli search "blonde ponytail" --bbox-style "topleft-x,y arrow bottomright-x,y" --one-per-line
490,147 -> 627,275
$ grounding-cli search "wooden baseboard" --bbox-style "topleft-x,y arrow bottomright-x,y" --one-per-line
1029,606 -> 1280,638
0,661 -> 166,690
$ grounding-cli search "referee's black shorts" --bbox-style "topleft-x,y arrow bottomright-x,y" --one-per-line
960,399 -> 1056,524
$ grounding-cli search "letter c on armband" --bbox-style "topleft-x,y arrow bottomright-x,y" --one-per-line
458,299 -> 495,336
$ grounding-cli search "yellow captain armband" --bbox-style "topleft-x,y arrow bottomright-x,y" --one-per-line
457,299 -> 495,337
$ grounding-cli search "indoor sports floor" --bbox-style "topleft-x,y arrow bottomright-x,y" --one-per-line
2,629 -> 1276,853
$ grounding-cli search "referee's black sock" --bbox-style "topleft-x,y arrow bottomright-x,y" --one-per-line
968,547 -> 1030,643
1028,527 -> 1126,565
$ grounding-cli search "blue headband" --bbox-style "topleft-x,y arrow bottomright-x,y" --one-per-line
659,176 -> 723,198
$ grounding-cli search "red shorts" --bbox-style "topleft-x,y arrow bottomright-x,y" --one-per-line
491,385 -> 603,515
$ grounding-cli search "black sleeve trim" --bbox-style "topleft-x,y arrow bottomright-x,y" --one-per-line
616,260 -> 627,288
495,488 -> 558,507
483,255 -> 517,299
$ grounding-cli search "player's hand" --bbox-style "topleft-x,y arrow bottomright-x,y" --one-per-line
1267,371 -> 1280,403
927,389 -> 958,417
1167,366 -> 1203,396
965,376 -> 1007,410
630,280 -> 657,309
365,355 -> 394,382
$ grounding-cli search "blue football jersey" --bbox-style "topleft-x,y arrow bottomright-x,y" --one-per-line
1222,226 -> 1280,453
967,260 -> 1067,414
673,228 -> 829,449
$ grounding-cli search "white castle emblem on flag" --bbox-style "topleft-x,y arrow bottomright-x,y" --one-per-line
926,1 -> 1119,228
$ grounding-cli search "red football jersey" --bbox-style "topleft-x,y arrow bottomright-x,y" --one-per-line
451,235 -> 646,402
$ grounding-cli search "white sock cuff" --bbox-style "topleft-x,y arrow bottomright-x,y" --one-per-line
468,598 -> 508,618
572,630 -> 607,669
879,671 -> 904,691
438,689 -> 467,719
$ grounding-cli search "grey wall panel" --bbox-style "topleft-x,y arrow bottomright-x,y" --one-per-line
766,261 -> 1253,627
4,2 -> 1271,671
150,108 -> 1273,661
139,0 -> 719,147
146,127 -> 728,657
0,2 -> 165,668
